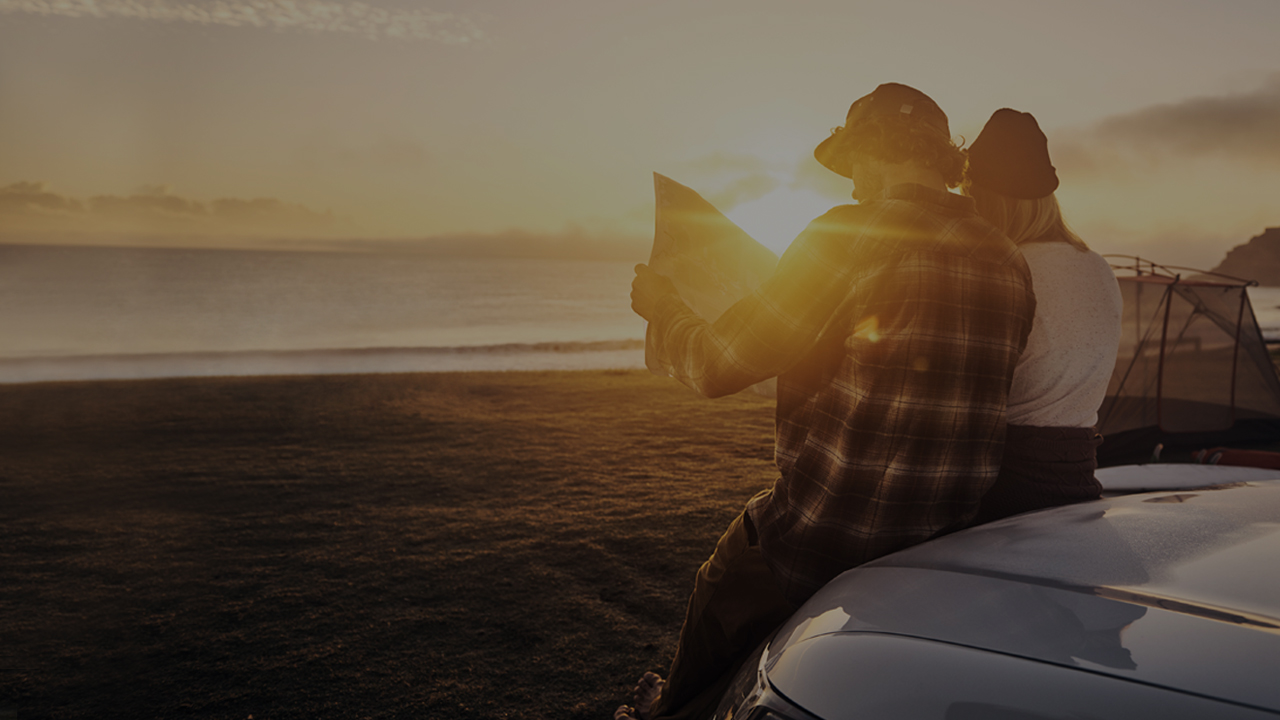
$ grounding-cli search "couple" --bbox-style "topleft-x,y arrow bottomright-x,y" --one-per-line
622,83 -> 1122,720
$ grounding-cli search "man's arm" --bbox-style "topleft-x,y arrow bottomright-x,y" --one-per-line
633,207 -> 875,398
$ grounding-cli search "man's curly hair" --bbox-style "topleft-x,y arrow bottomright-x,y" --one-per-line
840,116 -> 967,188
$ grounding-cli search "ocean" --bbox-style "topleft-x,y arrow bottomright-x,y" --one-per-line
0,244 -> 648,383
3,244 -> 1278,384
1250,285 -> 1280,343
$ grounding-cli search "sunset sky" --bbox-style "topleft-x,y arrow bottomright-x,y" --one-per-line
3,0 -> 1280,268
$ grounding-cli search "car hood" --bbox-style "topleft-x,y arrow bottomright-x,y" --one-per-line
769,479 -> 1280,711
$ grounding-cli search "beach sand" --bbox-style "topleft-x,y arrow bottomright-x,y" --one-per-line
0,370 -> 777,719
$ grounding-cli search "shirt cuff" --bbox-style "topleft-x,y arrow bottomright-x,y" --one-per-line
651,292 -> 697,328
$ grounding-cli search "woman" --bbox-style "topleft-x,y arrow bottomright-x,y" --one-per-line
965,108 -> 1123,524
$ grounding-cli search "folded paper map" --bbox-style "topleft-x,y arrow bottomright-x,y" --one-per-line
645,173 -> 779,397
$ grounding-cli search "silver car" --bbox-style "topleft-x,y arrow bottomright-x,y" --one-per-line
714,464 -> 1280,720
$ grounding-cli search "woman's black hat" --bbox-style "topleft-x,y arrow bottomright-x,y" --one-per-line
967,108 -> 1059,199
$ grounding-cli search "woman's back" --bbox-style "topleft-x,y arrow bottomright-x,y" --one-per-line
1008,241 -> 1122,428
962,107 -> 1123,526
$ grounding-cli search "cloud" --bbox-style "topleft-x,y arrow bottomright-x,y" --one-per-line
0,0 -> 483,42
0,181 -> 352,237
1069,219 -> 1248,273
788,153 -> 852,200
1054,76 -> 1280,175
669,152 -> 803,211
669,152 -> 778,210
364,137 -> 430,170
0,181 -> 84,214
90,185 -> 207,217
0,182 -> 649,258
705,173 -> 778,210
681,152 -> 772,177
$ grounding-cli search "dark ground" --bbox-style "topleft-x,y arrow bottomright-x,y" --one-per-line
6,364 -> 1279,719
0,370 -> 778,719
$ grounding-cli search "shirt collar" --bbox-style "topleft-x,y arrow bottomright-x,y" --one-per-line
881,183 -> 976,215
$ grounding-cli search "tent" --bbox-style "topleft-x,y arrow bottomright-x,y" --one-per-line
1097,257 -> 1280,466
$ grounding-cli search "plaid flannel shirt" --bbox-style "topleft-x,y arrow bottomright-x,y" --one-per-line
647,184 -> 1035,603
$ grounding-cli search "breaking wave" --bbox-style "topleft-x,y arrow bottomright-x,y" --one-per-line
0,340 -> 647,384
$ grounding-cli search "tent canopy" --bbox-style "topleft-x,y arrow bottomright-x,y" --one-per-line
1097,257 -> 1280,466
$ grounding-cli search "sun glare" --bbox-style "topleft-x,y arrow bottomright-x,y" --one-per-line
724,186 -> 846,257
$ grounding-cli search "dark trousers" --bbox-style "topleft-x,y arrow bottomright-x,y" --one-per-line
970,424 -> 1102,527
651,510 -> 796,720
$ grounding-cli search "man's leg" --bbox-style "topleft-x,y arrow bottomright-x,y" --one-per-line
619,508 -> 794,720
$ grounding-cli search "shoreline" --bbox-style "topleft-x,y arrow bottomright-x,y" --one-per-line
0,341 -> 647,384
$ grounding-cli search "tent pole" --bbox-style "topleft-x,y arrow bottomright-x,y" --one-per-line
1231,288 -> 1247,426
1156,281 -> 1175,431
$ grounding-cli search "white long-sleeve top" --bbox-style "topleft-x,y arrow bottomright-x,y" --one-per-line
1008,242 -> 1123,428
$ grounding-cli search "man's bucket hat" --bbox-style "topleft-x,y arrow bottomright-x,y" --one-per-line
814,83 -> 951,179
967,108 -> 1060,200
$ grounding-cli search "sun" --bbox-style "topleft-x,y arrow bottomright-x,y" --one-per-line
723,185 -> 847,257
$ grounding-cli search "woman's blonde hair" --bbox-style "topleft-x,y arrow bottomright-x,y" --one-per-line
966,183 -> 1089,251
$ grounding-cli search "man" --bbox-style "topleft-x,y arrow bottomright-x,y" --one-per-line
619,83 -> 1035,720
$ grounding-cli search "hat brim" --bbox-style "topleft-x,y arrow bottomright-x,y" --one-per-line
814,130 -> 853,179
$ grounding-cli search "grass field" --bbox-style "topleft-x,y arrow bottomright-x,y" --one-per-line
0,370 -> 778,719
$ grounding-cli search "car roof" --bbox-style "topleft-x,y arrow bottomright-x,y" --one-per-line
770,478 -> 1280,712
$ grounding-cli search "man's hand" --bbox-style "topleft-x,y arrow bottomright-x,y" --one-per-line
631,264 -> 679,322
